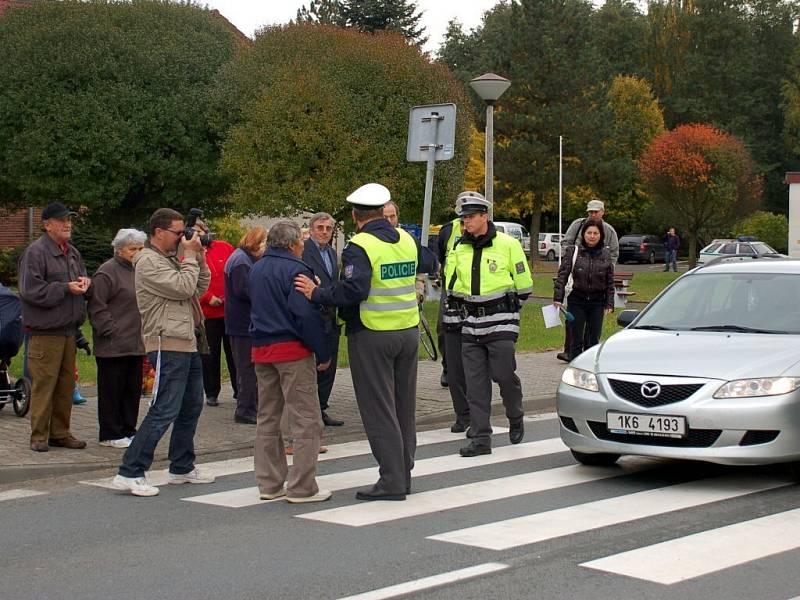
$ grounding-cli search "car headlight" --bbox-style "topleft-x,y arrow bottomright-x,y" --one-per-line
561,367 -> 599,392
713,377 -> 800,398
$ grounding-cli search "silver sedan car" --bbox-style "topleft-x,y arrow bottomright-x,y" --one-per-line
557,258 -> 800,479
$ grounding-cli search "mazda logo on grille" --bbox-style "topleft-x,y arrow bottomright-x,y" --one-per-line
641,381 -> 661,398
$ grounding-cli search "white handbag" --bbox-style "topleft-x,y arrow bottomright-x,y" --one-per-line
563,245 -> 579,298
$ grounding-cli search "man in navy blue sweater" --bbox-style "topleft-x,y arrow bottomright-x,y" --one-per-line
249,221 -> 332,504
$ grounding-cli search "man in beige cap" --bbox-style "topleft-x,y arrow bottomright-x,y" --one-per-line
559,198 -> 618,362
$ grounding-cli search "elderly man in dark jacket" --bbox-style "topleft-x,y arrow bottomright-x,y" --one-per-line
249,220 -> 332,504
18,203 -> 90,452
301,212 -> 344,427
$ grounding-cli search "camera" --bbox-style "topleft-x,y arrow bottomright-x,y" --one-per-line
75,330 -> 91,356
184,208 -> 213,247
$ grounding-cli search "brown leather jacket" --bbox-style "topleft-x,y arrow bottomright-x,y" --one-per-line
18,234 -> 87,335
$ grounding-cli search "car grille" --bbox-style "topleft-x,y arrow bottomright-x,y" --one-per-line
560,416 -> 578,433
588,421 -> 721,447
739,430 -> 780,446
608,379 -> 705,408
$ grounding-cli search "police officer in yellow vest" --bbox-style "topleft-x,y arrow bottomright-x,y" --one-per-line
295,183 -> 437,501
444,192 -> 533,456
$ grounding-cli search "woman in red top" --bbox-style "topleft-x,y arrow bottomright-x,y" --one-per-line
193,220 -> 237,408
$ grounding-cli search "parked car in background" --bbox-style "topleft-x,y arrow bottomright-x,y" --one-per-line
697,237 -> 786,264
557,258 -> 800,479
538,233 -> 563,261
495,221 -> 530,257
618,235 -> 666,264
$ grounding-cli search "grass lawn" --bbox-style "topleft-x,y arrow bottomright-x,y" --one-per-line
531,268 -> 682,303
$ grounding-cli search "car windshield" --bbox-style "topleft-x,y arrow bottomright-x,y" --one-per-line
753,242 -> 779,255
634,272 -> 800,334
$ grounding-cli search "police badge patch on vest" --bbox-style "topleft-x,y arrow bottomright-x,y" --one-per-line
515,261 -> 526,274
488,259 -> 498,273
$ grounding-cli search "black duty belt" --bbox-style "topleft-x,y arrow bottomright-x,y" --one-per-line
446,296 -> 518,319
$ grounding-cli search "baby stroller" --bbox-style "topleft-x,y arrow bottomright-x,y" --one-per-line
0,283 -> 30,417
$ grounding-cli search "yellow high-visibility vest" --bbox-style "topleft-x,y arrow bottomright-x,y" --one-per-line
349,228 -> 420,331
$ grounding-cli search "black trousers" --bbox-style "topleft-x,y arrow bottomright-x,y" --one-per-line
229,335 -> 257,420
96,355 -> 143,441
444,329 -> 469,421
316,325 -> 341,411
348,327 -> 418,495
462,338 -> 524,446
201,317 -> 237,400
437,295 -> 447,373
567,295 -> 605,359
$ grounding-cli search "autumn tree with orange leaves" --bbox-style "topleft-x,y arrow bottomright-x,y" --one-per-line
639,124 -> 761,266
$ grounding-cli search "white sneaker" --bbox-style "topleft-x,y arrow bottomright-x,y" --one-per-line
100,438 -> 130,448
167,468 -> 216,485
112,475 -> 159,497
285,489 -> 332,504
260,486 -> 287,501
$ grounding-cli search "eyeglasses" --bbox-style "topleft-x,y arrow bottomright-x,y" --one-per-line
314,225 -> 334,231
161,228 -> 184,237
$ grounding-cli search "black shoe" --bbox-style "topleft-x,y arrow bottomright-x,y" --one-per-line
206,396 -> 219,407
450,419 -> 469,433
459,441 -> 491,457
322,411 -> 344,427
556,352 -> 570,363
440,372 -> 449,388
355,487 -> 406,501
466,426 -> 476,439
234,415 -> 256,424
509,420 -> 525,444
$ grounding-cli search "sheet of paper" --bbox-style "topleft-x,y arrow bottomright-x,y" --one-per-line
541,304 -> 562,328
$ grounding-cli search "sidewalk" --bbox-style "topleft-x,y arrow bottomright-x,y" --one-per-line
0,350 -> 567,482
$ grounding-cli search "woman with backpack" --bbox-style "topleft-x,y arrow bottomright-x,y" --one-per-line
553,218 -> 615,360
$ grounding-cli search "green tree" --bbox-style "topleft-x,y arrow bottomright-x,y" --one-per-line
593,0 -> 650,79
597,75 -> 665,233
477,0 -> 609,260
647,0 -> 799,214
215,24 -> 471,225
639,123 -> 762,266
341,0 -> 427,44
295,0 -> 346,25
732,210 -> 789,252
0,0 -> 238,226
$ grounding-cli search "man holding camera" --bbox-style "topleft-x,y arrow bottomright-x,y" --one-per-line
19,202 -> 90,452
113,208 -> 214,497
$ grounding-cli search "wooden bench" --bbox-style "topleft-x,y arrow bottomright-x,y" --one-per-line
614,271 -> 635,308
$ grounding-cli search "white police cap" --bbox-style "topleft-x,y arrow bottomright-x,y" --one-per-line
347,183 -> 391,208
456,191 -> 490,215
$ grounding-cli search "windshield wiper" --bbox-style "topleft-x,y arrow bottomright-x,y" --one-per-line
633,325 -> 673,330
690,324 -> 787,334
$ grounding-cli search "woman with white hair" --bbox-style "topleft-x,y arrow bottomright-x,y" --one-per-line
87,228 -> 147,448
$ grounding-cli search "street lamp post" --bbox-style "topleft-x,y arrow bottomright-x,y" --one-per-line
469,72 -> 511,220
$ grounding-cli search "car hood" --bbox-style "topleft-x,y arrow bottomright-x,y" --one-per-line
587,330 -> 800,379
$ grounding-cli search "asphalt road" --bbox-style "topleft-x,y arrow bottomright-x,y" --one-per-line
1,412 -> 798,600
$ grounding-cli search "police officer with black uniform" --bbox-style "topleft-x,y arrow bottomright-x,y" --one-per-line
444,192 -> 533,456
295,183 -> 436,501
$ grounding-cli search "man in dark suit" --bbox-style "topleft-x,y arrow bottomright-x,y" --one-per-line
302,212 -> 344,427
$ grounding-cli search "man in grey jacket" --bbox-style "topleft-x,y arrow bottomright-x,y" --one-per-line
18,202 -> 90,452
113,208 -> 213,497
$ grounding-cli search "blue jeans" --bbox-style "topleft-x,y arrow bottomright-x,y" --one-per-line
118,351 -> 204,478
665,249 -> 678,271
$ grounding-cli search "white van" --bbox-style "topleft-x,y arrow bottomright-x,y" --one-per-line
494,221 -> 530,256
538,233 -> 563,261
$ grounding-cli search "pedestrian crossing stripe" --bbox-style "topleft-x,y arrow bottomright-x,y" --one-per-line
427,473 -> 793,550
80,424 -> 512,490
0,489 -> 46,503
183,437 -> 568,508
299,458 -> 655,527
581,507 -> 800,584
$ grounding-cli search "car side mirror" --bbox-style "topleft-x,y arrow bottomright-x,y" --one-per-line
617,310 -> 639,327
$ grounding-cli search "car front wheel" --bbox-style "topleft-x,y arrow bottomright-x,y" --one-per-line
570,449 -> 620,466
546,250 -> 555,261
